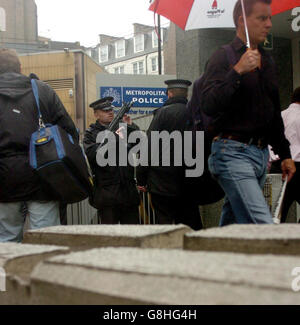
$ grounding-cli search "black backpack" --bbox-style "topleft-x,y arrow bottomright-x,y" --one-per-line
184,44 -> 237,205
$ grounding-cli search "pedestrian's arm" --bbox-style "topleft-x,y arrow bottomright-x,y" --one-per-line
281,159 -> 296,182
268,74 -> 292,162
267,67 -> 295,182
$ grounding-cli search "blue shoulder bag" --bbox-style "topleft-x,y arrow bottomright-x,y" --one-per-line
29,79 -> 93,203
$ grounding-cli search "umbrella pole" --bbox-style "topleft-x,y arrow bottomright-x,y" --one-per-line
158,14 -> 162,75
241,0 -> 251,48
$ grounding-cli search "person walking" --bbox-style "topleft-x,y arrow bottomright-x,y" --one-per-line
279,87 -> 300,223
0,49 -> 78,242
201,0 -> 295,225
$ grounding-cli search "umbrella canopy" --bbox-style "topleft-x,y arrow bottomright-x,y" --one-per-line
149,0 -> 300,31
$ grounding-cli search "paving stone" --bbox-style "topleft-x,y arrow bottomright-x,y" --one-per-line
23,225 -> 190,249
0,243 -> 69,305
30,247 -> 300,305
184,224 -> 300,255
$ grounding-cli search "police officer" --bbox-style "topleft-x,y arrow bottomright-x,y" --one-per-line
83,97 -> 140,224
137,80 -> 203,230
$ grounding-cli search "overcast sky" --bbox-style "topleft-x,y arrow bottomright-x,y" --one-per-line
35,0 -> 169,47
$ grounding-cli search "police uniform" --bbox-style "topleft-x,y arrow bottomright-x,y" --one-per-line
83,97 -> 140,224
137,80 -> 203,230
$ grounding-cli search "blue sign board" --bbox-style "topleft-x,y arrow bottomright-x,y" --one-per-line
100,86 -> 167,109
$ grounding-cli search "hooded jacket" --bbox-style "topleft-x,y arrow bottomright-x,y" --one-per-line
0,72 -> 78,202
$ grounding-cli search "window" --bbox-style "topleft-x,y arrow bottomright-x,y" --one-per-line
114,66 -> 125,74
152,30 -> 163,48
134,34 -> 144,53
133,61 -> 144,75
0,8 -> 6,32
99,45 -> 108,63
115,39 -> 125,58
151,57 -> 158,72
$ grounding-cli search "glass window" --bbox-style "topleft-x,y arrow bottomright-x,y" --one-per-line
0,8 -> 6,32
132,61 -> 144,75
114,66 -> 125,74
133,62 -> 138,75
138,61 -> 144,74
132,63 -> 138,75
151,57 -> 158,72
115,40 -> 125,58
99,45 -> 108,63
134,34 -> 144,53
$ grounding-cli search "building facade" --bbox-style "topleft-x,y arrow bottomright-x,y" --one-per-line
88,23 -> 168,75
0,0 -> 84,54
0,0 -> 38,44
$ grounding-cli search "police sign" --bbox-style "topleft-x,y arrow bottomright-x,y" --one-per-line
100,86 -> 167,108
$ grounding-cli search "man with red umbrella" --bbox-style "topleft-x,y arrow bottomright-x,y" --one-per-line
200,0 -> 296,225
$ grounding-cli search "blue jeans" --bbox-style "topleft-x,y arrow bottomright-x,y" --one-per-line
0,201 -> 60,242
208,138 -> 273,226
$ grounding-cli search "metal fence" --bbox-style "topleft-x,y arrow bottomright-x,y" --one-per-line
67,198 -> 98,225
66,174 -> 297,226
67,192 -> 156,225
263,173 -> 283,216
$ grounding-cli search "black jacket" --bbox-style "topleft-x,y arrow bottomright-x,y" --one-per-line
136,97 -> 188,197
83,121 -> 140,208
201,37 -> 291,160
0,72 -> 78,202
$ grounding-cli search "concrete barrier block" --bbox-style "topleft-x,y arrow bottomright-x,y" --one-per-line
0,243 -> 69,304
30,248 -> 300,305
184,224 -> 300,255
23,225 -> 191,249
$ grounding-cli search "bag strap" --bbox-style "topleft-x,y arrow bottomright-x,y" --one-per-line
31,79 -> 45,129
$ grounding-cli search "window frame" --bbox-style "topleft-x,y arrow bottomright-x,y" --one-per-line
134,34 -> 145,53
132,61 -> 144,75
115,39 -> 126,58
151,57 -> 158,72
99,45 -> 109,63
114,65 -> 125,74
152,29 -> 163,48
0,7 -> 6,32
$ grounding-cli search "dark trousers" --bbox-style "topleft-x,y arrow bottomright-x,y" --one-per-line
59,202 -> 68,225
98,205 -> 140,224
281,161 -> 300,223
151,193 -> 202,230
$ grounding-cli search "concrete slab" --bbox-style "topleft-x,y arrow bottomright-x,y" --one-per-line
0,243 -> 69,304
23,225 -> 190,249
184,224 -> 300,255
30,247 -> 300,305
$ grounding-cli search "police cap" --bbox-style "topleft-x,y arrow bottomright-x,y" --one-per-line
89,97 -> 115,111
164,79 -> 192,90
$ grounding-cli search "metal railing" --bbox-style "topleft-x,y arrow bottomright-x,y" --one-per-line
66,174 -> 298,226
66,192 -> 156,225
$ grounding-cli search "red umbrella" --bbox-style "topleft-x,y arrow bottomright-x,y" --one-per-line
149,0 -> 299,31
